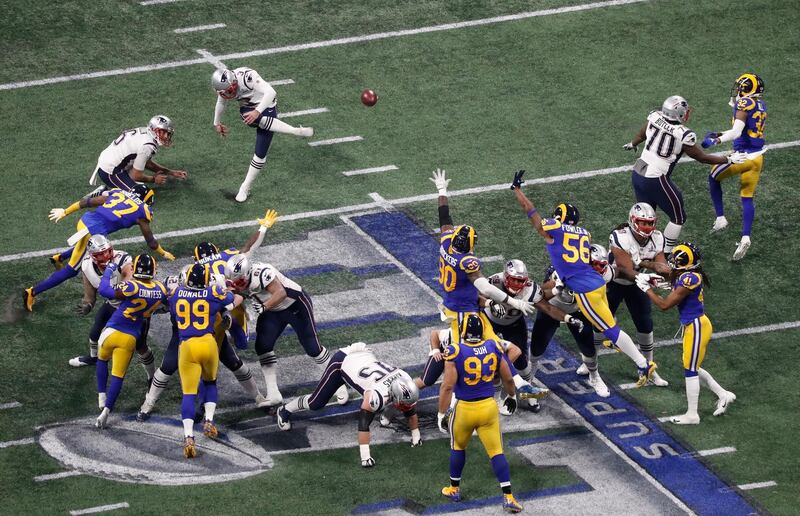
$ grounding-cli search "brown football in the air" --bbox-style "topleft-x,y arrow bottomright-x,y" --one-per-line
361,89 -> 378,106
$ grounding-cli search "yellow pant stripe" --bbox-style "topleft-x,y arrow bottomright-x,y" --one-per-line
682,315 -> 712,372
710,155 -> 763,198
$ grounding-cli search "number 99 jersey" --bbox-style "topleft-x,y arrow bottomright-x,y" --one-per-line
438,230 -> 482,312
443,337 -> 503,401
542,218 -> 603,294
170,285 -> 235,341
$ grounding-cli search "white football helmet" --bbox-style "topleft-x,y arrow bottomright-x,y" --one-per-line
225,254 -> 251,290
628,202 -> 657,238
589,244 -> 609,274
87,235 -> 114,267
661,95 -> 690,123
148,115 -> 174,146
503,259 -> 529,295
389,374 -> 419,411
211,68 -> 238,99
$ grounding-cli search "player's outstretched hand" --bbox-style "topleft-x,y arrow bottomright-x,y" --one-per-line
511,170 -> 525,190
75,301 -> 93,316
564,314 -> 584,332
727,151 -> 748,164
437,409 -> 451,434
361,457 -> 376,468
430,168 -> 450,196
623,142 -> 638,151
258,209 -> 278,229
171,170 -> 189,180
214,124 -> 228,137
48,208 -> 66,223
154,174 -> 168,185
507,297 -> 535,316
701,132 -> 719,149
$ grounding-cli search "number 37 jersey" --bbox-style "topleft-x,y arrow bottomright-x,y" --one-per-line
639,110 -> 697,177
443,338 -> 503,401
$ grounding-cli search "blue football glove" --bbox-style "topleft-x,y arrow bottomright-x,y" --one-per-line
511,170 -> 525,190
701,132 -> 719,149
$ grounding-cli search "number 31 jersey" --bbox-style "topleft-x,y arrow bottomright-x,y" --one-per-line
639,110 -> 697,177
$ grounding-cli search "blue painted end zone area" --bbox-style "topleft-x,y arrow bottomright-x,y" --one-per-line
352,210 -> 758,516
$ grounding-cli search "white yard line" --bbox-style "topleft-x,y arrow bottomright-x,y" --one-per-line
481,255 -> 506,263
34,470 -> 84,482
0,0 -> 652,91
70,503 -> 130,515
308,135 -> 363,147
140,0 -> 185,5
280,107 -> 329,118
0,401 -> 21,410
342,165 -> 398,176
368,192 -> 395,211
195,49 -> 227,69
0,437 -> 35,449
697,447 -> 737,457
617,383 -> 638,390
736,481 -> 777,491
173,24 -> 226,34
4,138 -> 800,264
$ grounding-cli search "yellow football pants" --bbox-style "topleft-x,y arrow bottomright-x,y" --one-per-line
710,154 -> 763,198
575,285 -> 617,332
441,308 -> 499,342
98,327 -> 136,378
449,397 -> 503,458
683,315 -> 713,373
67,220 -> 91,268
179,335 -> 220,395
213,304 -> 247,344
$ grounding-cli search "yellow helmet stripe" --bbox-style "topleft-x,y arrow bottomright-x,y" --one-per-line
204,264 -> 209,286
738,73 -> 758,96
557,203 -> 568,221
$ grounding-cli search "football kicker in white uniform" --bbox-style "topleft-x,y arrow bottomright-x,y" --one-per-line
624,96 -> 747,252
87,115 -> 187,195
277,342 -> 422,467
211,67 -> 314,202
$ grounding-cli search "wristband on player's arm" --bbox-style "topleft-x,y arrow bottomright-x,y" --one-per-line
438,205 -> 453,227
64,201 -> 81,216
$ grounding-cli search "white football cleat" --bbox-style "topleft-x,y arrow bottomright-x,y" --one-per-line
588,372 -> 610,397
713,391 -> 736,416
335,385 -> 349,405
733,237 -> 751,261
576,363 -> 589,375
98,392 -> 107,410
711,216 -> 729,233
298,126 -> 314,138
95,407 -> 110,429
276,405 -> 291,431
261,392 -> 283,407
670,413 -> 700,425
649,371 -> 669,387
255,394 -> 272,408
235,187 -> 249,203
69,355 -> 97,367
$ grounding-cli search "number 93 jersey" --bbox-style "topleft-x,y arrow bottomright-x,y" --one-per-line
443,337 -> 503,401
81,189 -> 152,235
106,279 -> 167,338
640,110 -> 696,177
339,343 -> 411,411
438,230 -> 481,312
170,285 -> 235,341
542,219 -> 603,294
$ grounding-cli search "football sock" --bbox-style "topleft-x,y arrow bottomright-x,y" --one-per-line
612,330 -> 648,369
449,449 -> 466,481
182,417 -> 194,438
258,352 -> 281,397
512,353 -> 529,374
663,222 -> 683,253
285,395 -> 309,413
258,116 -> 305,136
181,394 -> 197,422
708,175 -> 725,217
516,362 -> 533,382
637,332 -> 655,362
684,373 -> 700,417
96,359 -> 109,393
312,347 -> 331,365
32,264 -> 79,295
89,339 -> 98,358
106,375 -> 124,411
528,354 -> 542,376
240,154 -> 265,193
137,349 -> 155,380
698,368 -> 725,398
581,354 -> 598,373
232,364 -> 261,399
146,369 -> 171,405
593,329 -> 605,346
490,453 -> 511,485
741,197 -> 755,236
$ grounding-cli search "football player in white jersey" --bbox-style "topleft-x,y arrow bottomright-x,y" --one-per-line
482,259 -> 583,410
225,254 -> 346,406
88,115 -> 187,193
623,96 -> 747,252
211,67 -> 314,202
71,235 -> 157,379
594,203 -> 670,386
276,342 -> 422,467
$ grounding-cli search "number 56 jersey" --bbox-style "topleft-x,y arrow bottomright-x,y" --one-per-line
339,343 -> 412,411
542,218 -> 604,294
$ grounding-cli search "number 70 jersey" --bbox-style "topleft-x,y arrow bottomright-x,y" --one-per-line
639,110 -> 697,177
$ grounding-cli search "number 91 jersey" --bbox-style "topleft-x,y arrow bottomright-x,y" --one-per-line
542,218 -> 603,294
170,285 -> 235,341
339,343 -> 411,412
443,337 -> 503,401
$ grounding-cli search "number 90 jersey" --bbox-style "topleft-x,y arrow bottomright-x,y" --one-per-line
169,285 -> 235,341
443,337 -> 503,401
339,343 -> 412,412
542,218 -> 603,294
439,230 -> 481,312
81,189 -> 152,235
640,110 -> 697,178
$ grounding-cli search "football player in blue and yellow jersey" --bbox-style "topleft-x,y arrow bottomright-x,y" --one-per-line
636,242 -> 735,424
169,263 -> 244,458
703,73 -> 767,261
431,169 -> 535,339
23,184 -> 175,311
94,254 -> 167,429
511,170 -> 656,387
437,314 -> 523,513
193,208 -> 278,350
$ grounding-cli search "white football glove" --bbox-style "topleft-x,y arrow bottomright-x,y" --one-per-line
251,300 -> 265,314
500,395 -> 518,416
489,301 -> 507,318
361,457 -> 376,468
429,168 -> 450,196
563,314 -> 585,332
507,297 -> 535,316
48,208 -> 66,223
622,142 -> 638,152
437,409 -> 451,434
727,151 -> 748,164
634,273 -> 655,293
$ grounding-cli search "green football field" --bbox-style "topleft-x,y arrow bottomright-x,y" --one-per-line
1,0 -> 799,514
